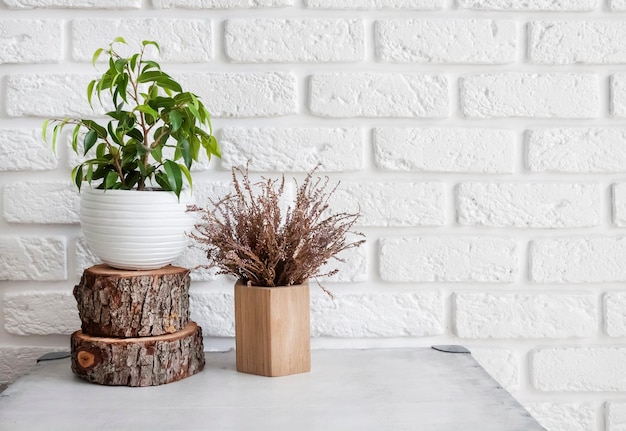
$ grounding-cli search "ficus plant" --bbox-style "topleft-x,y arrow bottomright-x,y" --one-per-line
43,37 -> 220,198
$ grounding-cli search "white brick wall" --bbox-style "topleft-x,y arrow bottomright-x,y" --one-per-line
529,21 -> 626,64
460,73 -> 601,118
309,73 -> 449,117
225,19 -> 364,62
531,347 -> 626,391
375,19 -> 517,64
1,3 -> 624,430
456,182 -> 600,228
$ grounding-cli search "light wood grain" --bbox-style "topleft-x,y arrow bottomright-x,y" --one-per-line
235,281 -> 310,377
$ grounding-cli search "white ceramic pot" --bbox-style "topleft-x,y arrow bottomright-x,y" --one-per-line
80,187 -> 195,270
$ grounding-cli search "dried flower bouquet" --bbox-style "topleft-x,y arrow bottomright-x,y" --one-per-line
189,166 -> 365,288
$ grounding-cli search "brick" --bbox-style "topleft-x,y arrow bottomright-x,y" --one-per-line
3,0 -> 140,7
0,346 -> 67,385
531,237 -> 626,283
3,182 -> 79,224
311,290 -> 444,337
306,0 -> 442,7
524,403 -> 595,431
75,236 -> 99,277
612,74 -> 626,117
457,0 -> 595,10
0,129 -> 58,171
219,128 -> 363,172
454,292 -> 596,338
610,0 -> 626,10
457,182 -> 600,228
330,182 -> 446,226
604,292 -> 626,336
310,73 -> 448,118
469,348 -> 519,391
613,183 -> 626,226
178,72 -> 297,117
374,127 -> 514,173
174,246 -> 220,282
0,20 -> 62,63
530,21 -> 626,64
4,291 -> 79,335
379,236 -> 518,283
460,73 -> 600,118
153,0 -> 292,7
527,128 -> 626,173
316,246 -> 368,283
6,74 -> 107,118
0,236 -> 66,281
376,19 -> 516,64
72,19 -> 212,63
225,19 -> 364,63
531,347 -> 626,391
607,403 -> 626,431
189,291 -> 234,337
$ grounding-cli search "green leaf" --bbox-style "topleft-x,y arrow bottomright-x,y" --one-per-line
135,104 -> 159,119
82,120 -> 107,138
142,40 -> 160,52
154,172 -> 170,191
107,123 -> 122,146
51,124 -> 61,152
87,80 -> 96,108
103,171 -> 119,190
150,97 -> 176,109
71,124 -> 81,154
189,135 -> 200,162
163,160 -> 183,198
91,48 -> 104,66
123,171 -> 141,189
96,143 -> 106,159
112,36 -> 127,45
129,53 -> 140,71
114,59 -> 127,73
126,128 -> 143,142
169,110 -> 182,132
179,163 -> 192,191
118,73 -> 129,104
187,104 -> 201,121
149,84 -> 159,100
85,163 -> 93,184
83,129 -> 98,155
141,60 -> 160,72
152,145 -> 163,163
156,76 -> 182,93
203,135 -> 221,158
72,165 -> 83,191
138,70 -> 165,83
178,138 -> 192,168
42,119 -> 50,143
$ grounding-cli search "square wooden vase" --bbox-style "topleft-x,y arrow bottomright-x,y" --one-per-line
234,280 -> 311,377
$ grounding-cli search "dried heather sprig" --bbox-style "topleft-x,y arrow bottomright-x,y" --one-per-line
188,166 -> 365,287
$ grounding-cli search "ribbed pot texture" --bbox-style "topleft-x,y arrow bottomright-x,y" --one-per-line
80,188 -> 195,270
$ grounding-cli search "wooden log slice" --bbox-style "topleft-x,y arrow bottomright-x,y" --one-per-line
74,264 -> 190,337
71,321 -> 205,387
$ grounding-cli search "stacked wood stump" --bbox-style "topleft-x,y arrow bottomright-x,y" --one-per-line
70,264 -> 205,386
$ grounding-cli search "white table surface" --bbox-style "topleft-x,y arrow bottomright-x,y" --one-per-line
0,347 -> 544,431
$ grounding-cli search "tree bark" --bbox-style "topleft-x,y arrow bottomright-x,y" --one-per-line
71,322 -> 205,387
74,264 -> 190,337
